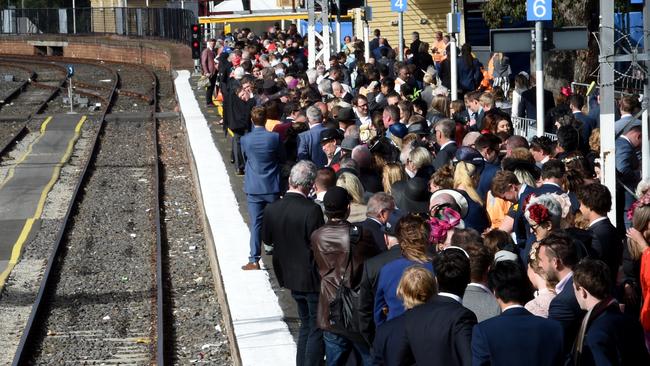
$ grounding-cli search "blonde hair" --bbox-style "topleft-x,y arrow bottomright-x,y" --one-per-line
408,147 -> 433,170
337,172 -> 365,204
454,161 -> 483,205
397,266 -> 437,310
628,204 -> 650,260
431,95 -> 449,116
382,163 -> 405,194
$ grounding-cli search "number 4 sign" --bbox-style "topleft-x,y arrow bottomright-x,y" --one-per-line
391,0 -> 407,13
527,0 -> 552,21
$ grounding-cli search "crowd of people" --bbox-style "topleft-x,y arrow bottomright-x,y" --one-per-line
200,24 -> 650,366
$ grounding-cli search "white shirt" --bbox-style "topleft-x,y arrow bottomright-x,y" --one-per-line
503,304 -> 525,312
439,140 -> 456,152
588,216 -> 608,228
555,271 -> 574,294
439,292 -> 462,303
287,189 -> 307,198
467,283 -> 492,294
518,183 -> 529,200
540,155 -> 550,165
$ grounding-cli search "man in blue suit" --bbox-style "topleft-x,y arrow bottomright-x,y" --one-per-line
297,105 -> 327,167
472,260 -> 564,366
572,259 -> 649,365
240,106 -> 284,270
540,232 -> 586,360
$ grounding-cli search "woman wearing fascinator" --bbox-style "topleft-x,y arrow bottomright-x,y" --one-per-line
428,189 -> 469,252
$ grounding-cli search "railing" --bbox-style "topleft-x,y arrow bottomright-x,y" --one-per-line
512,116 -> 557,141
0,7 -> 194,43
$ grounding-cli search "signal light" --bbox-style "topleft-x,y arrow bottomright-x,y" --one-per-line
191,24 -> 201,59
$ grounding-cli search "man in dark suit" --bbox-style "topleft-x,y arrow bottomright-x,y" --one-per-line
261,160 -> 325,366
356,192 -> 395,252
241,107 -> 284,270
569,94 -> 597,152
403,248 -> 476,366
576,183 -> 623,287
465,91 -> 485,131
518,84 -> 555,131
472,261 -> 564,366
474,133 -> 502,200
572,259 -> 649,365
298,105 -> 328,167
540,232 -> 586,360
615,122 -> 642,229
358,209 -> 403,347
432,119 -> 458,171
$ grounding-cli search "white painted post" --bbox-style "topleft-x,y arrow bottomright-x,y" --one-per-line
535,21 -> 544,137
398,12 -> 404,61
599,0 -> 617,224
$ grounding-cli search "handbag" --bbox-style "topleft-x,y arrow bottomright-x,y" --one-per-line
197,75 -> 210,88
328,227 -> 361,335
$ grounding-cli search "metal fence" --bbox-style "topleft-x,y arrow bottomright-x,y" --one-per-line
512,116 -> 557,140
0,7 -> 194,43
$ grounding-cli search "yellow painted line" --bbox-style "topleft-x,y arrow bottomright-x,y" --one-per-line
0,115 -> 87,289
0,117 -> 52,190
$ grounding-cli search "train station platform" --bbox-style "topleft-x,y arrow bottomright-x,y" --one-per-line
0,114 -> 86,287
174,70 -> 295,366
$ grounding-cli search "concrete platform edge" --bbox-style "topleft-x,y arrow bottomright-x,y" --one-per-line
174,70 -> 296,366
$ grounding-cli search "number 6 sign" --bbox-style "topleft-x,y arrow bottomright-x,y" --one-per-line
527,0 -> 552,21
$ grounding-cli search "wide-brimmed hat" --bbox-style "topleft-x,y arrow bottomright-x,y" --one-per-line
407,122 -> 429,135
395,177 -> 431,214
429,189 -> 469,218
501,157 -> 541,181
320,128 -> 342,143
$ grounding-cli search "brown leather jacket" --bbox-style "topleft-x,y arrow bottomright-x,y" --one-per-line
311,220 -> 380,333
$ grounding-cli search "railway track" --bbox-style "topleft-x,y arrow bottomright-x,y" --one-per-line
7,60 -> 168,365
0,60 -> 67,118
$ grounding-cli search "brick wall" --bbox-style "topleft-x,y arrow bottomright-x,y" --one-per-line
0,35 -> 177,70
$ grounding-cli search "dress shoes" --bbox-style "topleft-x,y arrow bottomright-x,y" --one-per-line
241,262 -> 260,270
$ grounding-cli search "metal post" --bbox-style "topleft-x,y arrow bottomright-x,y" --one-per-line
68,77 -> 74,114
307,0 -> 330,69
363,0 -> 370,61
72,0 -> 76,34
335,0 -> 341,52
450,0 -> 458,100
398,12 -> 404,61
535,21 -> 544,137
599,0 -> 617,224
641,1 -> 650,179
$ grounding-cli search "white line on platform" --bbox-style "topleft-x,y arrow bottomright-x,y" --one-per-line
174,70 -> 296,366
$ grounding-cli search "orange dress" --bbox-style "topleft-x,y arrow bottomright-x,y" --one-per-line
640,247 -> 650,331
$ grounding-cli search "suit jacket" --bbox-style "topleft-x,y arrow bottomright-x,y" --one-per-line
548,276 -> 586,358
578,301 -> 650,366
373,313 -> 414,366
462,284 -> 501,322
615,136 -> 641,191
588,219 -> 623,287
241,126 -> 284,195
200,47 -> 216,75
573,111 -> 597,152
471,307 -> 564,366
477,161 -> 500,200
261,193 -> 324,292
297,124 -> 327,168
359,168 -> 383,193
358,245 -> 402,346
404,295 -> 476,366
358,217 -> 386,253
432,141 -> 457,171
518,88 -> 555,123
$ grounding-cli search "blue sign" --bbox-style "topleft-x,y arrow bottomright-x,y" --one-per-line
631,0 -> 643,4
527,0 -> 552,21
391,0 -> 407,13
66,65 -> 74,78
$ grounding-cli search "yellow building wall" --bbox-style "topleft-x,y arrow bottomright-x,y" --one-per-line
366,0 -> 450,48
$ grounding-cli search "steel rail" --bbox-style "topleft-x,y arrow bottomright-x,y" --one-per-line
10,61 -> 119,366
